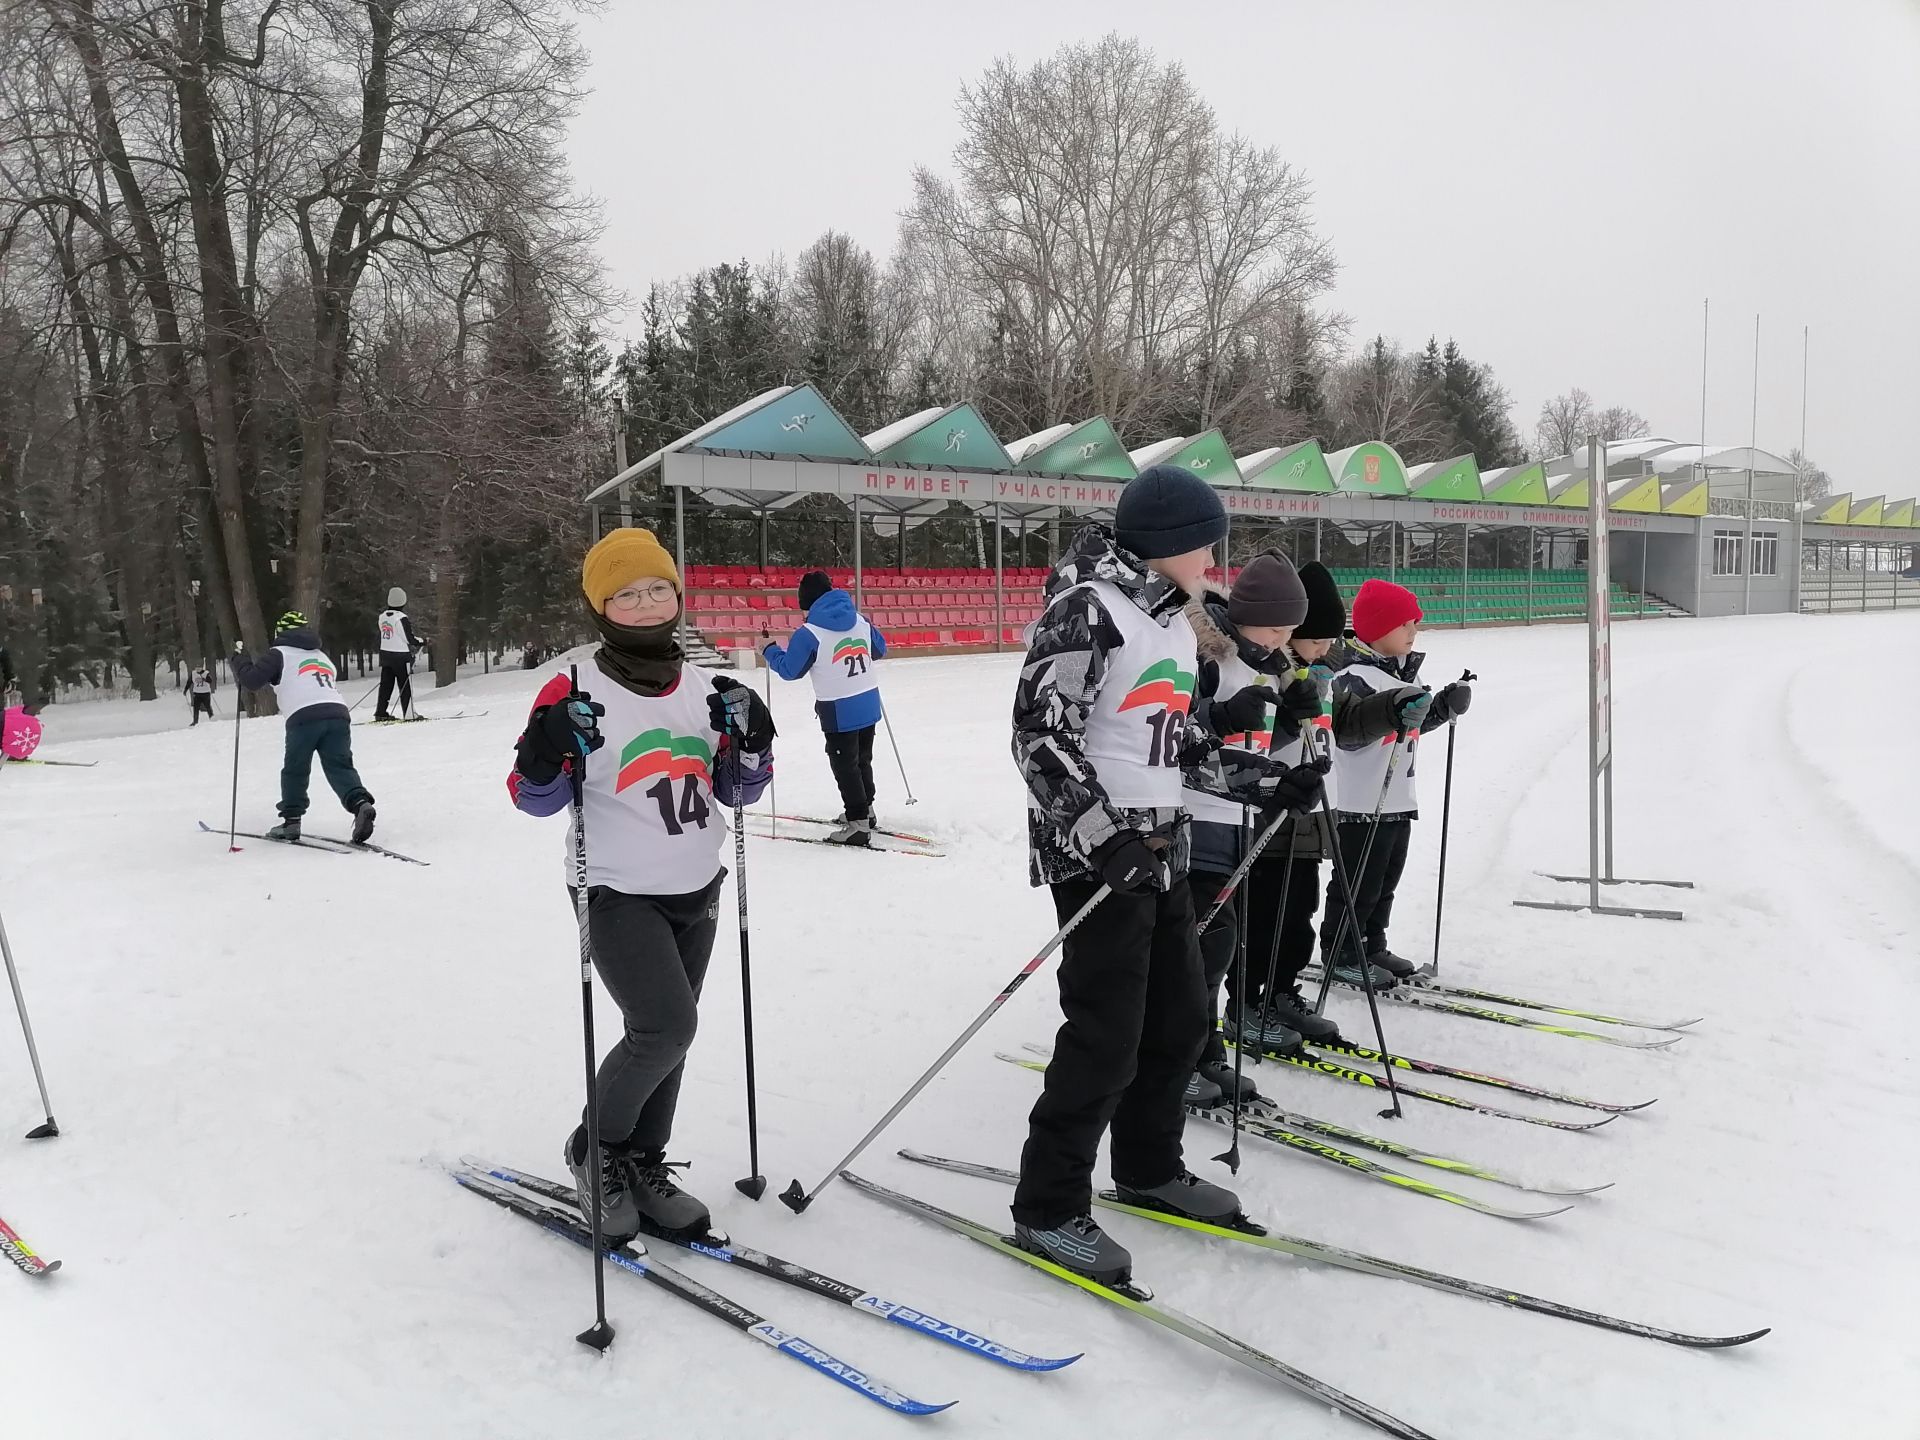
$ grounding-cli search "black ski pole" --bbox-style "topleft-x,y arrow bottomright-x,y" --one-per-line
780,883 -> 1111,1214
565,664 -> 615,1352
1213,804 -> 1254,1173
725,706 -> 767,1201
227,662 -> 244,853
0,897 -> 58,1139
1309,724 -> 1406,1119
1428,669 -> 1476,981
1251,822 -> 1301,1066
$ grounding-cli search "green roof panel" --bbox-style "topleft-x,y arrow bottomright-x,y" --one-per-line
1019,417 -> 1137,480
1483,461 -> 1549,505
1409,454 -> 1483,503
868,403 -> 1011,471
1162,429 -> 1242,485
689,383 -> 869,461
1238,440 -> 1335,492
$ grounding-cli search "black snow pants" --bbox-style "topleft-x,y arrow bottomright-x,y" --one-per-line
821,723 -> 877,820
375,654 -> 414,719
1320,818 -> 1413,965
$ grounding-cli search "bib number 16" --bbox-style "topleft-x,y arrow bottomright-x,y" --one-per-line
1143,710 -> 1186,767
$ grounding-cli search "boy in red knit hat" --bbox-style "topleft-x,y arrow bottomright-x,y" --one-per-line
1317,578 -> 1471,988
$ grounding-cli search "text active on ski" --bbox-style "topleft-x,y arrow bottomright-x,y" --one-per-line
995,1050 -> 1611,1196
843,1171 -> 1441,1440
453,1170 -> 955,1416
896,1151 -> 1770,1351
997,1054 -> 1574,1220
463,1158 -> 1078,1371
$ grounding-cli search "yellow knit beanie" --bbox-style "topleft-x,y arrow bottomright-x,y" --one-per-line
581,528 -> 681,614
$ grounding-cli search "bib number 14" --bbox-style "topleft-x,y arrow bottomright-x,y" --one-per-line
644,774 -> 711,835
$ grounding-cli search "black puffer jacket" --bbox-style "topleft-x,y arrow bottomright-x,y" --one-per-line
1010,526 -> 1253,887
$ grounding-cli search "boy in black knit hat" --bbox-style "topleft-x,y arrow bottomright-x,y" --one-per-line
1233,561 -> 1414,1047
1008,467 -> 1325,1285
1181,550 -> 1325,1100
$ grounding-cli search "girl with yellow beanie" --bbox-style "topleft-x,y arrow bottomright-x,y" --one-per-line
506,528 -> 776,1242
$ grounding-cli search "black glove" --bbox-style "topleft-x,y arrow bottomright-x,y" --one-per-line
1090,831 -> 1170,893
516,692 -> 606,785
1213,683 -> 1278,736
1431,680 -> 1472,723
1275,674 -> 1322,726
1257,760 -> 1326,818
709,676 -> 775,752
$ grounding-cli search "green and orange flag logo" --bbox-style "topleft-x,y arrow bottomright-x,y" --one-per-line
832,637 -> 870,663
615,727 -> 714,794
1116,658 -> 1195,715
297,658 -> 335,682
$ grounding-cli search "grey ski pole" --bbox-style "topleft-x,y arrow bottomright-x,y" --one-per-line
1,897 -> 58,1138
879,702 -> 916,805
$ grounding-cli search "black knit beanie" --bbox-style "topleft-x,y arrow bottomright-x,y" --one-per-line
1114,465 -> 1228,560
1228,550 -> 1308,629
1293,561 -> 1346,640
797,570 -> 833,609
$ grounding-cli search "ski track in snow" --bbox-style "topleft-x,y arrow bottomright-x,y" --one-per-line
3,615 -> 1919,1438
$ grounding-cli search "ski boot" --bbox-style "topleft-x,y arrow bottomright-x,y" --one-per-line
825,816 -> 874,847
1114,1170 -> 1255,1230
265,818 -> 302,842
1368,948 -> 1419,982
1265,986 -> 1344,1045
1196,1057 -> 1259,1103
565,1125 -> 640,1242
351,802 -> 377,844
1013,1213 -> 1134,1287
1227,1002 -> 1306,1057
1183,1069 -> 1223,1108
622,1150 -> 714,1241
1328,952 -> 1398,991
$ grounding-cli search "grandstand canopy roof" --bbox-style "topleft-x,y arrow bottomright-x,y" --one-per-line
587,386 -> 1915,531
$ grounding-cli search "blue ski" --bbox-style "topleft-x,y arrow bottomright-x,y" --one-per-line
465,1158 -> 1076,1372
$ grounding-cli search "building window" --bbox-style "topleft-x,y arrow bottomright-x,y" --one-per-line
1751,533 -> 1778,576
1712,529 -> 1744,576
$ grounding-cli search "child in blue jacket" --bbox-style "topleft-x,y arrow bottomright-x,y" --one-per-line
762,570 -> 889,845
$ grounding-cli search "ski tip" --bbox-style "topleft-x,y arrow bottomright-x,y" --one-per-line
1696,1326 -> 1771,1349
1521,1205 -> 1576,1221
1542,1181 -> 1615,1196
778,1180 -> 812,1214
1575,1115 -> 1617,1130
1619,1098 -> 1660,1111
897,1399 -> 958,1416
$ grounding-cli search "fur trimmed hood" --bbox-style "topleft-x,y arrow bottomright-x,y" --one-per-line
1184,585 -> 1287,675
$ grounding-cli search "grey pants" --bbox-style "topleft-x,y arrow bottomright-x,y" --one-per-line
575,872 -> 723,1153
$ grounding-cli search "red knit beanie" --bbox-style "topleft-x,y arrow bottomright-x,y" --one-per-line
1351,579 -> 1423,645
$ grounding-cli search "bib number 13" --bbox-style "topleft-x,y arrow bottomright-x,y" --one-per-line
1143,710 -> 1186,767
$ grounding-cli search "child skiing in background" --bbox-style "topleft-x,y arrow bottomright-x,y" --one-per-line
373,587 -> 422,722
1318,579 -> 1471,988
761,570 -> 887,845
185,666 -> 215,725
508,527 -> 774,1244
1182,549 -> 1325,1097
1236,561 -> 1410,1046
231,613 -> 377,844
1009,467 -> 1325,1285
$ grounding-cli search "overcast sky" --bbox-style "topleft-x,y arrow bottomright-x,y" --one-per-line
565,0 -> 1920,499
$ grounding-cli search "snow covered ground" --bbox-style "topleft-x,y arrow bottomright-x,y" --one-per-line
4,610 -> 1918,1439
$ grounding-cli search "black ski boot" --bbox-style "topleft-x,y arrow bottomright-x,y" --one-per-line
1369,948 -> 1419,981
1114,1170 -> 1250,1227
622,1150 -> 714,1240
1183,1068 -> 1223,1108
565,1125 -> 640,1242
1013,1212 -> 1134,1286
1196,1057 -> 1259,1103
351,802 -> 377,844
1266,986 -> 1345,1044
266,818 -> 301,842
